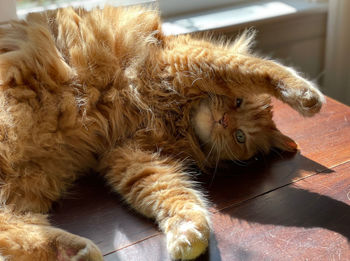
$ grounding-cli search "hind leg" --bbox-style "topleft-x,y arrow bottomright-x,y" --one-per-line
0,150 -> 104,260
0,159 -> 103,261
0,209 -> 103,261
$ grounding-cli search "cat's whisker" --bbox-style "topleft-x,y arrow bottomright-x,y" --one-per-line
226,141 -> 247,167
209,141 -> 221,188
204,141 -> 216,164
225,144 -> 248,167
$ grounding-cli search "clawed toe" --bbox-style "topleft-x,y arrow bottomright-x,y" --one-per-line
298,86 -> 325,117
279,79 -> 325,117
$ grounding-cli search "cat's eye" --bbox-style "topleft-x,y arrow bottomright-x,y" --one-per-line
235,129 -> 246,143
236,98 -> 243,108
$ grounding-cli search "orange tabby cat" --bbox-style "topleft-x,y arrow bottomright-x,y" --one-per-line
0,5 -> 324,260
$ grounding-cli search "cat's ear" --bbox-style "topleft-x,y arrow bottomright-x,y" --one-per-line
270,129 -> 298,152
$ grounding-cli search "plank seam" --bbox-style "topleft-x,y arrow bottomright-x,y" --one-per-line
103,232 -> 161,256
214,159 -> 350,213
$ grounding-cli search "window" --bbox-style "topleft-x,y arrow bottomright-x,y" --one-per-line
3,0 -> 257,21
16,0 -> 155,18
1,0 -> 329,26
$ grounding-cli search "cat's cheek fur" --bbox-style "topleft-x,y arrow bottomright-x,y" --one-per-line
192,100 -> 213,143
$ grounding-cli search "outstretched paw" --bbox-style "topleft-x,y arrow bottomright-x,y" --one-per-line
279,78 -> 325,117
165,215 -> 210,260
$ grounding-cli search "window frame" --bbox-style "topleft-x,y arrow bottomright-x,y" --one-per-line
159,0 -> 246,17
13,0 -> 155,20
5,0 -> 329,22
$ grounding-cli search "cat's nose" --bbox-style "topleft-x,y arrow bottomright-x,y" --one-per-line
218,113 -> 228,128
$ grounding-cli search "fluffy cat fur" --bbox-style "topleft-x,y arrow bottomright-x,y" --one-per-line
0,5 -> 324,260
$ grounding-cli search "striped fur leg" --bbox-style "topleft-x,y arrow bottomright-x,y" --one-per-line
100,145 -> 211,260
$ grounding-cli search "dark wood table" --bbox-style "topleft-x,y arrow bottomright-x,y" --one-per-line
51,97 -> 350,261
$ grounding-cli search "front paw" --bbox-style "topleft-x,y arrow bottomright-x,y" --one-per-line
165,214 -> 210,260
279,79 -> 325,117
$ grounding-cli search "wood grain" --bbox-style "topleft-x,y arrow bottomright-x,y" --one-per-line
50,97 -> 350,258
273,97 -> 350,167
209,162 -> 350,261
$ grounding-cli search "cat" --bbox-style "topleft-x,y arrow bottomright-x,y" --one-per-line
0,5 -> 324,261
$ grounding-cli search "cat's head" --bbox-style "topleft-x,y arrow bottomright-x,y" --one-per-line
191,94 -> 297,166
165,30 -> 323,167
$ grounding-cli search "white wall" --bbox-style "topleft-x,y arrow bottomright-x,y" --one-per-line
0,0 -> 17,23
323,0 -> 350,105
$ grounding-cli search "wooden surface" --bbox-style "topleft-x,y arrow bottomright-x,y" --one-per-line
51,97 -> 350,260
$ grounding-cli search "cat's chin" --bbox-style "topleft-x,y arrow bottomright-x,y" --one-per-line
191,99 -> 214,143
